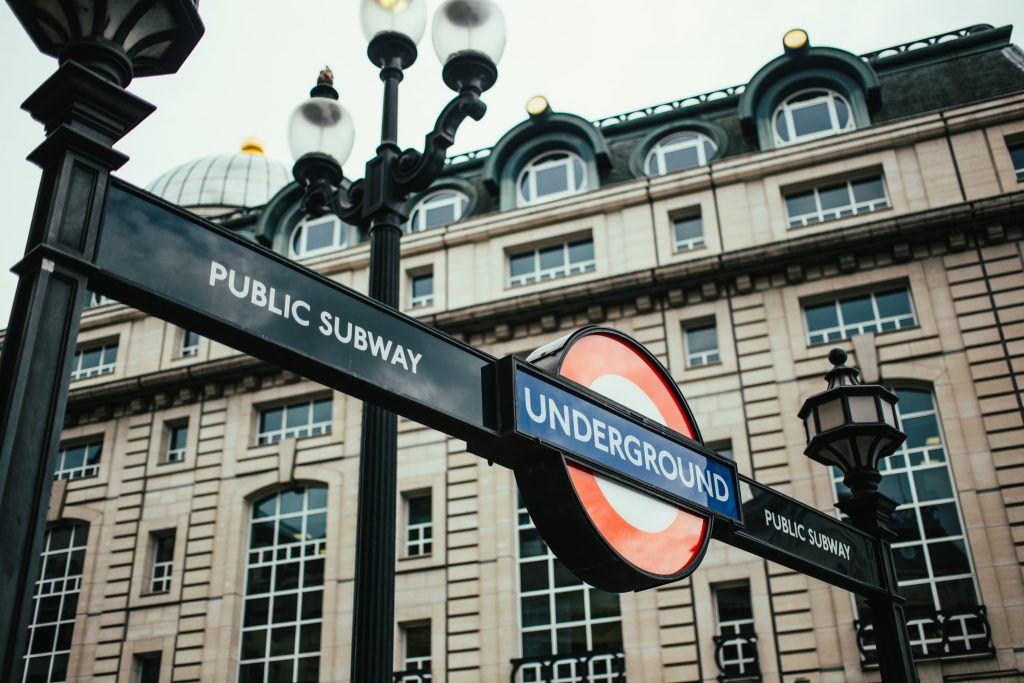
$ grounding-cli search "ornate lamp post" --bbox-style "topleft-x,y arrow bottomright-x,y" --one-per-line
286,1 -> 506,680
0,1 -> 202,679
798,348 -> 919,682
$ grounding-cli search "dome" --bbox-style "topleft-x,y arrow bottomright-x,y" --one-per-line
147,139 -> 292,210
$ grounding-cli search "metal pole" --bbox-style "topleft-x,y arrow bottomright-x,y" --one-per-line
0,62 -> 154,681
839,491 -> 919,682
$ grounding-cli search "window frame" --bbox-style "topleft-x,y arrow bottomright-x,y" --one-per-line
404,491 -> 433,558
772,88 -> 855,147
164,422 -> 188,464
148,531 -> 175,594
409,272 -> 434,310
672,213 -> 706,253
255,397 -> 333,446
1008,140 -> 1024,182
179,329 -> 200,358
645,131 -> 717,176
53,439 -> 103,481
70,340 -> 118,381
803,287 -> 917,346
516,151 -> 588,207
400,620 -> 432,676
712,582 -> 757,678
289,214 -> 347,259
785,175 -> 890,228
507,237 -> 596,288
409,189 -> 469,232
684,322 -> 720,368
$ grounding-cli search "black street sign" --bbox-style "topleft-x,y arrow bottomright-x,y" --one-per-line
716,476 -> 883,596
94,181 -> 501,448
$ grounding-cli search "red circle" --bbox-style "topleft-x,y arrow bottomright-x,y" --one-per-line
559,334 -> 709,576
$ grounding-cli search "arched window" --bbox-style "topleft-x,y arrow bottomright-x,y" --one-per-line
832,389 -> 985,659
645,132 -> 717,176
409,190 -> 469,232
239,486 -> 327,683
772,89 -> 854,147
517,152 -> 587,207
290,215 -> 347,258
23,523 -> 88,683
515,494 -> 625,680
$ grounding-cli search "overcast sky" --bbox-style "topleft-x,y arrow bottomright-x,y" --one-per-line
1,0 -> 1022,325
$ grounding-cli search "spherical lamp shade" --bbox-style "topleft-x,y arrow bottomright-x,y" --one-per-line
432,0 -> 507,65
360,0 -> 427,44
287,98 -> 355,165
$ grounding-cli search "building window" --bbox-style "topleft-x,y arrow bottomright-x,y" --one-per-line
290,215 -> 346,258
833,389 -> 982,654
149,532 -> 175,594
516,152 -> 587,207
509,239 -> 595,287
86,291 -> 112,308
785,176 -> 888,228
517,496 -> 624,679
410,190 -> 469,232
256,398 -> 332,445
672,214 -> 705,252
22,524 -> 87,683
684,323 -> 720,367
398,621 -> 431,681
165,423 -> 188,464
804,287 -> 915,345
53,441 -> 102,481
713,583 -> 757,679
1009,141 -> 1024,182
645,132 -> 716,176
708,440 -> 734,461
772,88 -> 855,146
70,342 -> 117,380
239,486 -> 327,683
134,654 -> 161,683
405,492 -> 433,557
179,329 -> 200,357
410,273 -> 434,309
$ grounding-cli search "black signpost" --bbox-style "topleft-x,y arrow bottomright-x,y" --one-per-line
0,1 -> 919,681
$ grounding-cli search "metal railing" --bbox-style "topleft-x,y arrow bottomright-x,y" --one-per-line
712,633 -> 761,682
392,668 -> 431,683
854,605 -> 995,666
509,650 -> 625,683
860,24 -> 994,63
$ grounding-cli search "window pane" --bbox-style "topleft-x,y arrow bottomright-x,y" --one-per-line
522,595 -> 550,627
852,176 -> 886,203
875,289 -> 911,318
1009,143 -> 1024,172
791,100 -> 833,137
260,408 -> 283,435
835,97 -> 850,128
663,146 -> 700,173
312,399 -> 332,425
305,220 -> 336,252
839,295 -> 874,325
535,165 -> 569,197
408,495 -> 431,524
929,539 -> 972,576
818,183 -> 851,211
538,245 -> 564,271
567,240 -> 594,264
412,275 -> 433,299
424,203 -> 456,228
686,326 -> 718,354
674,216 -> 703,242
893,544 -> 929,581
785,191 -> 817,217
509,252 -> 534,278
896,389 -> 933,415
804,302 -> 839,332
715,584 -> 753,622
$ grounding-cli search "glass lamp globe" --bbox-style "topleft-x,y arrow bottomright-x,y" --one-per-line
287,97 -> 356,165
432,0 -> 507,64
360,0 -> 427,44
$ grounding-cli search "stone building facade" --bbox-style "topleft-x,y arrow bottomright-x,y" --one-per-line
15,22 -> 1024,683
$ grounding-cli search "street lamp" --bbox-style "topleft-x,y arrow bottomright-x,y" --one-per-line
287,1 -> 506,680
798,348 -> 919,682
0,1 -> 203,679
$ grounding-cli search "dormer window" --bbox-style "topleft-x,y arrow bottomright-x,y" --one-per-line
409,190 -> 469,232
645,132 -> 717,176
290,214 -> 347,258
516,152 -> 587,207
772,89 -> 854,147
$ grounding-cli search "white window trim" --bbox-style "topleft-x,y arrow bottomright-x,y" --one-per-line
772,88 -> 855,147
805,288 -> 916,346
409,190 -> 469,232
256,399 -> 332,445
70,342 -> 117,381
508,240 -> 595,288
410,274 -> 434,309
165,424 -> 187,464
684,324 -> 720,368
405,494 -> 433,557
672,215 -> 706,253
786,176 -> 890,228
516,152 -> 588,207
53,441 -> 101,481
645,132 -> 716,176
1008,142 -> 1024,182
400,621 -> 432,678
713,585 -> 757,678
179,329 -> 200,357
289,214 -> 346,258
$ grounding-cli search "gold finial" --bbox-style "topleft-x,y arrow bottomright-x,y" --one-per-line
526,95 -> 549,117
240,137 -> 265,155
376,0 -> 410,12
783,28 -> 809,52
317,66 -> 334,87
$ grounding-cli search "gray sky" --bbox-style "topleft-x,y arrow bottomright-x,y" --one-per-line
1,0 -> 1022,325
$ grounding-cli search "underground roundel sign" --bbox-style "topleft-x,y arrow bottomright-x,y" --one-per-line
514,326 -> 716,592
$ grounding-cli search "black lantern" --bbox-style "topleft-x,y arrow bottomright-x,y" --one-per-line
7,0 -> 204,86
798,348 -> 906,494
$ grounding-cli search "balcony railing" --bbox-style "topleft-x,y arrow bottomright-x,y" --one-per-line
712,633 -> 761,682
854,605 -> 995,666
509,650 -> 625,683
